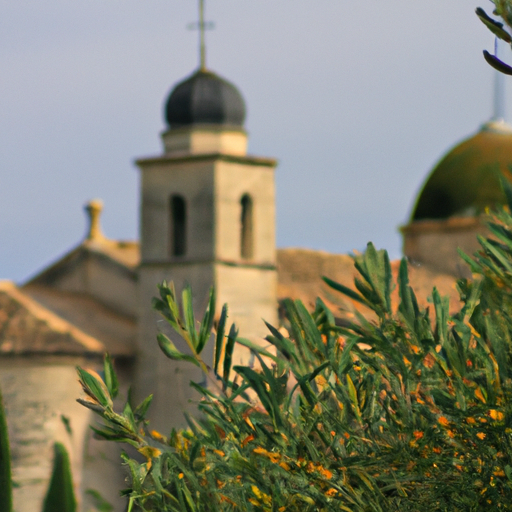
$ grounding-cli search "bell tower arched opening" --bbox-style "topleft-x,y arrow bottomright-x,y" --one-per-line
170,195 -> 187,257
240,194 -> 253,259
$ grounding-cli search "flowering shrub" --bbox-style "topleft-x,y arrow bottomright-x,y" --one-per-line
78,183 -> 512,511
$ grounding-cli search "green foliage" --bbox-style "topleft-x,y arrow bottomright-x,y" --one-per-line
77,199 -> 512,510
42,442 -> 77,512
153,282 -> 217,372
488,0 -> 512,32
0,386 -> 12,512
85,489 -> 114,512
477,1 -> 512,73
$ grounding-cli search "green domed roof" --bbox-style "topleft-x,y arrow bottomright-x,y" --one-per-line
411,120 -> 512,221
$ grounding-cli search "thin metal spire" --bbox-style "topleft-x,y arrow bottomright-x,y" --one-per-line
493,37 -> 506,121
199,0 -> 206,70
494,69 -> 506,121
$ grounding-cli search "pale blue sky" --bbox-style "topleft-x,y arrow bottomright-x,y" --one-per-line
0,0 -> 507,281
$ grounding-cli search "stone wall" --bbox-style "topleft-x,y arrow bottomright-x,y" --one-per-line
402,217 -> 485,277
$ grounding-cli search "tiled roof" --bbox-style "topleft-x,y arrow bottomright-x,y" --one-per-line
23,285 -> 135,357
0,281 -> 106,356
85,239 -> 139,269
25,239 -> 138,287
276,248 -> 461,318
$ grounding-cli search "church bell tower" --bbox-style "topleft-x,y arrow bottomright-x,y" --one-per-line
135,66 -> 278,428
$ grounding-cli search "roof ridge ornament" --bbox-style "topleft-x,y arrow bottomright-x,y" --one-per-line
84,200 -> 106,242
187,0 -> 215,71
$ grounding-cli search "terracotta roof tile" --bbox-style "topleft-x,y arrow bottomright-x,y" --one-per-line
22,285 -> 135,357
0,281 -> 106,356
277,248 -> 461,320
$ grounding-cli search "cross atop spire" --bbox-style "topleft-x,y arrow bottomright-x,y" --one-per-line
188,0 -> 214,70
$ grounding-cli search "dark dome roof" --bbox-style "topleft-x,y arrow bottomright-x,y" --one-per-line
411,121 -> 512,221
165,69 -> 246,129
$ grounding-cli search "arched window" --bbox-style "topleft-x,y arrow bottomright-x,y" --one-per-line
170,195 -> 186,257
240,194 -> 253,259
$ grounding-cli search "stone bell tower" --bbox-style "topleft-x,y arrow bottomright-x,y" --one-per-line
135,67 -> 278,429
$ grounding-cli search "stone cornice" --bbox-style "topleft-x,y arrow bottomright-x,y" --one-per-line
139,258 -> 276,271
135,152 -> 277,168
400,216 -> 483,235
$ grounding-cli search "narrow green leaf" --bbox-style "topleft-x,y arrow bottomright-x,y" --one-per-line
236,336 -> 280,362
157,333 -> 200,367
314,296 -> 335,326
295,299 -> 324,352
134,395 -> 153,421
84,490 -> 113,512
264,321 -> 300,364
76,367 -> 112,409
76,398 -> 105,414
287,361 -> 330,408
122,401 -> 137,432
182,286 -> 199,350
161,282 -> 183,333
346,374 -> 362,422
103,353 -> 119,400
476,8 -> 512,42
432,288 -> 449,346
364,242 -> 392,315
323,276 -> 371,308
479,236 -> 512,274
223,324 -> 238,385
214,304 -> 227,375
197,287 -> 216,354
234,366 -> 277,425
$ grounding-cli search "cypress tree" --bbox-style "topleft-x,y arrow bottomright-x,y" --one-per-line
0,387 -> 12,512
42,442 -> 76,512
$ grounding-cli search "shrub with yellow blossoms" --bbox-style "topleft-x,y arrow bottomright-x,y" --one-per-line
77,179 -> 512,511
